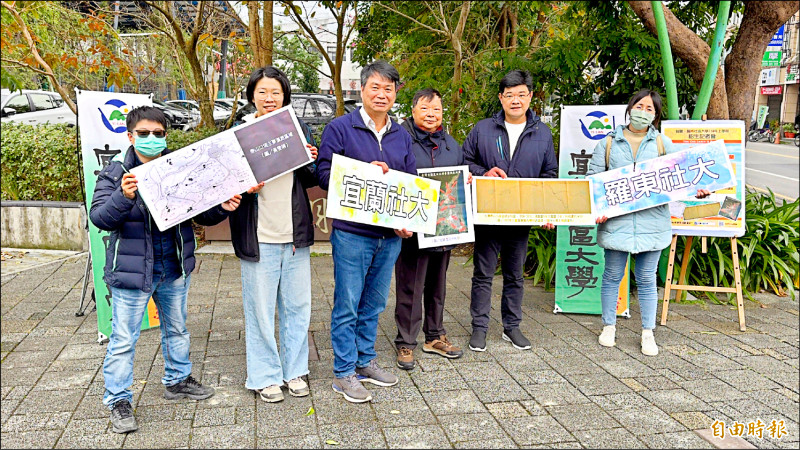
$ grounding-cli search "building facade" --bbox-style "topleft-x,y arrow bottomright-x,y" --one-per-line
754,11 -> 799,132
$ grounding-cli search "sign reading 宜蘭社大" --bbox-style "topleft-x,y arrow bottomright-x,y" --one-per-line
326,154 -> 440,235
587,140 -> 735,219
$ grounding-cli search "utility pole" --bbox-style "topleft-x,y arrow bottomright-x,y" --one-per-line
218,39 -> 228,98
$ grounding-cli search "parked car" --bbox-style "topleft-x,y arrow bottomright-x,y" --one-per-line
152,99 -> 195,131
1,89 -> 76,126
291,93 -> 357,140
166,100 -> 230,127
215,98 -> 254,125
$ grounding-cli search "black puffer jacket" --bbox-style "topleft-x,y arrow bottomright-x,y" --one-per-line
228,119 -> 318,261
90,146 -> 230,291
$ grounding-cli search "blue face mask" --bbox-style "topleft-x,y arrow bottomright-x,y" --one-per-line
134,134 -> 167,157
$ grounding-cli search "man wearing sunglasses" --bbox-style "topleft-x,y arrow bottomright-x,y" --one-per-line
90,106 -> 241,434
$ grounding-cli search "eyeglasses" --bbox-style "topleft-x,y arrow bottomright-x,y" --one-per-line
501,92 -> 531,100
133,130 -> 166,138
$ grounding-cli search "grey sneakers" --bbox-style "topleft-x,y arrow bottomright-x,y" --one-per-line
164,375 -> 215,400
355,360 -> 399,387
332,374 -> 372,403
502,328 -> 531,350
469,329 -> 487,352
110,399 -> 138,434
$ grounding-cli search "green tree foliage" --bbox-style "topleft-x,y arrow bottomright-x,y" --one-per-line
274,34 -> 322,93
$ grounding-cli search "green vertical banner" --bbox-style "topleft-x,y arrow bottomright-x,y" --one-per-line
76,90 -> 158,339
555,105 -> 630,317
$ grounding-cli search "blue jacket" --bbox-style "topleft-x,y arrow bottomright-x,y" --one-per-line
463,109 -> 558,179
317,107 -> 416,238
89,146 -> 230,291
587,125 -> 676,254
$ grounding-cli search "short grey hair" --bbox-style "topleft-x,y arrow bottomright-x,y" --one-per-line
360,60 -> 400,89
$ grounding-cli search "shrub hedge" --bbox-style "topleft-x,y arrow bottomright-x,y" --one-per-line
1,123 -> 218,202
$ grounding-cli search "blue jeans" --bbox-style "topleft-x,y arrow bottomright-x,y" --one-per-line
240,243 -> 311,390
330,228 -> 402,378
103,274 -> 192,408
601,249 -> 661,330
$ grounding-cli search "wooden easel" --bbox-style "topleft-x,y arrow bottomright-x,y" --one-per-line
660,234 -> 746,331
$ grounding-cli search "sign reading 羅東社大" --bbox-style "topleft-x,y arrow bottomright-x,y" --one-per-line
326,154 -> 441,234
132,106 -> 312,231
77,89 -> 159,339
416,166 -> 474,249
587,140 -> 735,219
661,121 -> 746,238
555,105 -> 630,316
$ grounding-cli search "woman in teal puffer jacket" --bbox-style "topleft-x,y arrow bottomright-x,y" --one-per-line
587,89 -> 709,357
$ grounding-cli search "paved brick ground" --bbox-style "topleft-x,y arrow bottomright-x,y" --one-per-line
1,253 -> 797,448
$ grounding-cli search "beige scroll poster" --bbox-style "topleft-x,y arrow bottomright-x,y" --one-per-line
471,177 -> 596,225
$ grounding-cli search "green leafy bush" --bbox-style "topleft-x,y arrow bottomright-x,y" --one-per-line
1,123 -> 82,201
524,226 -> 558,290
1,123 -> 219,202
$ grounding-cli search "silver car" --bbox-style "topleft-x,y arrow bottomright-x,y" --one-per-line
1,89 -> 76,126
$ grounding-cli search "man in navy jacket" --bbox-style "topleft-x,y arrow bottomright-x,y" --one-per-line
463,70 -> 557,353
90,106 -> 240,433
317,60 -> 415,403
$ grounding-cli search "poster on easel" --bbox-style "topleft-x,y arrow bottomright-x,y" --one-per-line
661,120 -> 746,237
555,105 -> 630,316
77,90 -> 160,339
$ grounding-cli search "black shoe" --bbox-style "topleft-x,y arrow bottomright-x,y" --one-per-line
110,400 -> 138,434
164,375 -> 215,400
469,329 -> 487,352
502,328 -> 531,350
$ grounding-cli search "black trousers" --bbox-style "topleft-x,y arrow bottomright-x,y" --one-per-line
394,238 -> 451,349
470,225 -> 530,333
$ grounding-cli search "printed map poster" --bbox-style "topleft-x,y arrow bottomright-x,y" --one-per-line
471,177 -> 595,226
587,140 -> 735,220
417,166 -> 474,249
661,121 -> 746,237
77,89 -> 159,338
556,105 -> 629,316
326,154 -> 440,234
132,106 -> 312,231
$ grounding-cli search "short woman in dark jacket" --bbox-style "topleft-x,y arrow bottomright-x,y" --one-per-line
228,66 -> 318,402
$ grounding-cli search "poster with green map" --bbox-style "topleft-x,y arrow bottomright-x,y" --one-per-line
417,166 -> 474,249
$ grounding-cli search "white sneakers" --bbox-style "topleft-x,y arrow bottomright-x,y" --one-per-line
598,325 -> 616,347
598,325 -> 659,356
641,329 -> 659,356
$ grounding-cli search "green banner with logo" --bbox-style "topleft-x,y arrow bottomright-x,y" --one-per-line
76,90 -> 158,338
555,105 -> 630,316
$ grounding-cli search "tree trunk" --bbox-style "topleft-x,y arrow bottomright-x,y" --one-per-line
247,1 -> 263,66
508,6 -> 518,53
726,2 -> 798,128
187,45 -> 215,129
262,1 -> 273,66
628,1 -> 728,119
449,2 -> 471,130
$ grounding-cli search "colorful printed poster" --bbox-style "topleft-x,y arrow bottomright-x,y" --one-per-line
555,105 -> 630,316
325,154 -> 440,234
471,177 -> 595,226
661,121 -> 746,237
587,140 -> 735,219
416,166 -> 474,249
132,106 -> 311,231
77,89 -> 159,338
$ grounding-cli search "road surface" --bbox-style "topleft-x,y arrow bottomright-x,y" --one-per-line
744,141 -> 799,201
